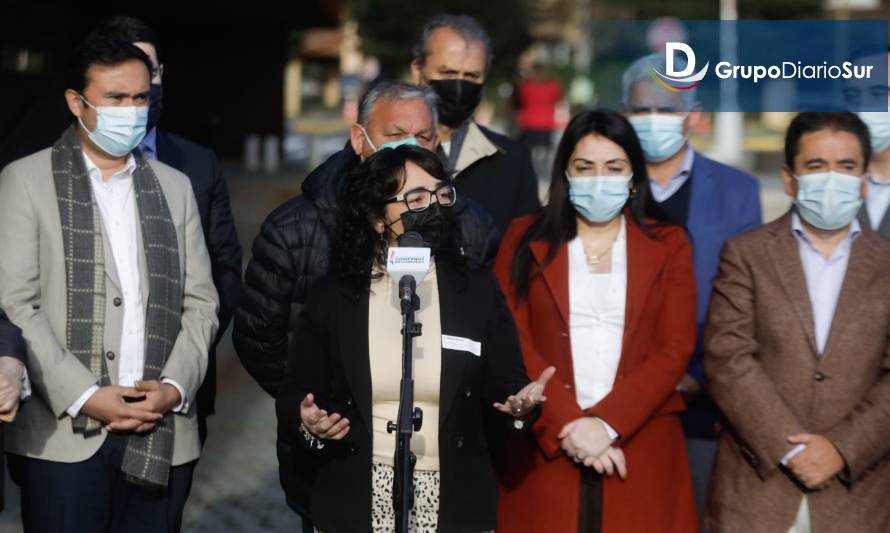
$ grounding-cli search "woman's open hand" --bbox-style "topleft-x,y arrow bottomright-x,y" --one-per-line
493,366 -> 556,418
300,393 -> 350,440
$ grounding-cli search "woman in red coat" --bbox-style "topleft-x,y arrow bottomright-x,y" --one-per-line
493,110 -> 699,533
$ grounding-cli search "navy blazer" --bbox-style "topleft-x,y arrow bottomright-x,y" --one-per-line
684,152 -> 762,437
0,310 -> 25,363
155,131 -> 243,433
0,308 -> 25,511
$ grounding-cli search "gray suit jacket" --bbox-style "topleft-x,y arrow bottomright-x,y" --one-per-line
0,147 -> 219,466
704,212 -> 890,533
857,203 -> 890,239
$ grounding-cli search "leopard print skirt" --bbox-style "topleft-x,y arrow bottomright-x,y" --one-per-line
316,463 -> 493,532
371,462 -> 440,532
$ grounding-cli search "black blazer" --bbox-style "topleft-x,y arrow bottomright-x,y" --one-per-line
156,130 -> 243,427
0,308 -> 26,511
454,125 -> 540,234
276,263 -> 531,532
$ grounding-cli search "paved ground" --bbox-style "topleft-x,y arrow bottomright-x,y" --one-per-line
0,161 -> 790,533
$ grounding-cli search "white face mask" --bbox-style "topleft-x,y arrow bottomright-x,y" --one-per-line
628,113 -> 688,162
78,95 -> 148,157
858,112 -> 890,153
794,171 -> 864,230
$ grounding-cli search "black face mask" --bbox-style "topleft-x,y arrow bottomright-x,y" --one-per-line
428,79 -> 483,128
388,202 -> 449,252
147,83 -> 163,131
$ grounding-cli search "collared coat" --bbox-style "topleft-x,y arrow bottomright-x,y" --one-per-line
493,211 -> 699,533
705,212 -> 890,533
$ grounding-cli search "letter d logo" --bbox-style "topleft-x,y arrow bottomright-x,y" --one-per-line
650,42 -> 709,92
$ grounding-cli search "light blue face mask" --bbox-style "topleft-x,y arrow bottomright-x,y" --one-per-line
858,112 -> 890,153
794,171 -> 864,230
78,95 -> 148,157
566,173 -> 633,223
628,113 -> 687,162
358,124 -> 420,152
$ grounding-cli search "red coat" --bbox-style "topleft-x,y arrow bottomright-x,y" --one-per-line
493,212 -> 699,533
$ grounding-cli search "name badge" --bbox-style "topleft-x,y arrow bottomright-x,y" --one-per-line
442,334 -> 481,357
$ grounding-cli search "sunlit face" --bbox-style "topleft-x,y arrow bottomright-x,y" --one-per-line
64,59 -> 150,154
566,133 -> 633,178
623,80 -> 698,134
350,98 -> 437,159
782,128 -> 868,199
411,27 -> 487,86
377,161 -> 443,240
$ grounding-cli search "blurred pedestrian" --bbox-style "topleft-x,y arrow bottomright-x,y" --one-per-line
620,52 -> 762,522
0,33 -> 218,533
516,62 -> 564,177
411,14 -> 541,233
277,145 -> 552,533
705,112 -> 890,533
93,15 -> 243,447
233,81 -> 498,532
493,110 -> 698,533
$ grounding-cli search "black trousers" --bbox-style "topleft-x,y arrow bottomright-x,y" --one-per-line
9,433 -> 196,533
578,468 -> 603,533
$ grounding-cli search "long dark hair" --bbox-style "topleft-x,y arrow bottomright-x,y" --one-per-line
511,109 -> 659,301
329,145 -> 461,290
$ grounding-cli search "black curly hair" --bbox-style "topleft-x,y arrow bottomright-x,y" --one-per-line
329,145 -> 462,289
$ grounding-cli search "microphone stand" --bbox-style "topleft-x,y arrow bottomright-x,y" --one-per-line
387,275 -> 424,533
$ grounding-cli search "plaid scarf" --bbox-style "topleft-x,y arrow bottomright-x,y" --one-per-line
52,125 -> 181,488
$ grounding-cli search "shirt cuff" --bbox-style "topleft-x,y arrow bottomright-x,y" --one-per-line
596,417 -> 619,441
781,443 -> 808,466
67,385 -> 100,418
161,378 -> 186,413
19,367 -> 31,401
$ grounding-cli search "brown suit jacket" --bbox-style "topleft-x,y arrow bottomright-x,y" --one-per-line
704,212 -> 890,533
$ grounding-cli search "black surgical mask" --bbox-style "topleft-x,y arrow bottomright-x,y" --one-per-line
428,79 -> 483,128
387,202 -> 449,252
147,83 -> 163,131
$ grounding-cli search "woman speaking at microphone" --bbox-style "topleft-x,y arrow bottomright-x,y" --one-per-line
276,145 -> 554,533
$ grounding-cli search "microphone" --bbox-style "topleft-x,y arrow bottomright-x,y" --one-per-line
387,232 -> 431,304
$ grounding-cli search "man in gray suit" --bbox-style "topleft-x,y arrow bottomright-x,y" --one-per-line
0,32 -> 218,533
856,48 -> 890,237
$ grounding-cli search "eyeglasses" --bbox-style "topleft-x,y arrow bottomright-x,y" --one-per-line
385,183 -> 457,212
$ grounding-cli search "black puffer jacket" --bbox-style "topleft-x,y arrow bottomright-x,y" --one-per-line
232,145 -> 500,514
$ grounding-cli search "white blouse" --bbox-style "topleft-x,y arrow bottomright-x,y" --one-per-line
567,216 -> 627,411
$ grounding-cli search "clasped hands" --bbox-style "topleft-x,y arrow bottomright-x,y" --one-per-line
0,356 -> 24,423
81,380 -> 181,434
784,433 -> 845,490
559,417 -> 627,479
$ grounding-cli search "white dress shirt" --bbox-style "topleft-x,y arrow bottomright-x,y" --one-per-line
865,175 -> 890,230
568,216 -> 627,438
782,212 -> 860,533
66,152 -> 184,418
